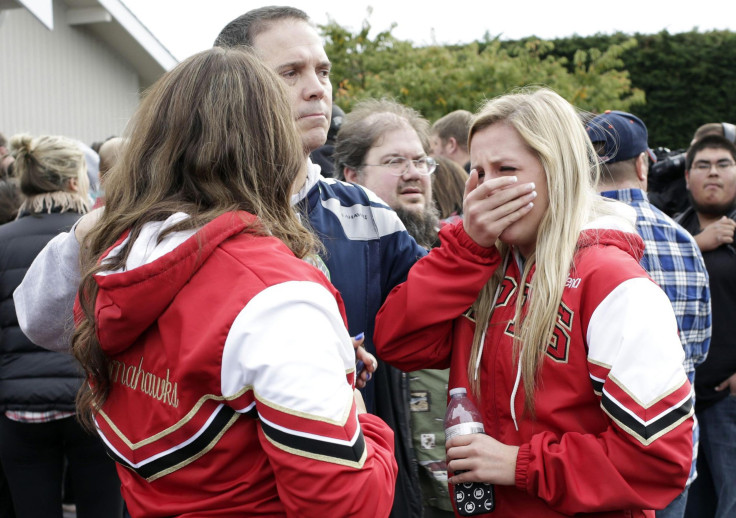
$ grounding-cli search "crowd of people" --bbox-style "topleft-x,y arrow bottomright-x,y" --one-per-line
0,4 -> 734,518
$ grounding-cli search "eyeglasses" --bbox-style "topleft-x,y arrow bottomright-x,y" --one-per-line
361,156 -> 437,176
692,160 -> 736,173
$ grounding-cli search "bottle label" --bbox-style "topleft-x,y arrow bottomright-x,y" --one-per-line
445,422 -> 485,440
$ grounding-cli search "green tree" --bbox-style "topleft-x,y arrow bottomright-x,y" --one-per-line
320,17 -> 643,122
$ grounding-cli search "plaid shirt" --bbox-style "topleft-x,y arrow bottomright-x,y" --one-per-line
603,189 -> 712,485
4,410 -> 75,423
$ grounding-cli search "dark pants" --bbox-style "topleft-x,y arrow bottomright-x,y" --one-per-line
0,459 -> 15,517
0,414 -> 123,518
656,486 -> 689,518
424,505 -> 456,518
684,396 -> 736,518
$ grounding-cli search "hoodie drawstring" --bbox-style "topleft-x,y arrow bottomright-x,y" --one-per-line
473,325 -> 488,381
473,251 -> 510,382
510,249 -> 526,432
472,250 -> 522,431
510,354 -> 522,431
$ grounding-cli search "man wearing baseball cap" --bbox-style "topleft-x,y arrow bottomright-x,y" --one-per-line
586,110 -> 712,518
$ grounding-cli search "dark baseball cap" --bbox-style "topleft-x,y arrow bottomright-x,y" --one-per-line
586,110 -> 656,164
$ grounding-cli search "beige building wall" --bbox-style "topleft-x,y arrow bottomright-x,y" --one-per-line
0,1 -> 141,145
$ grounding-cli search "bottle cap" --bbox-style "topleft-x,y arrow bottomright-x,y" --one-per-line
449,387 -> 467,396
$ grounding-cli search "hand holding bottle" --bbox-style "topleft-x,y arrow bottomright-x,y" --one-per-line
444,387 -> 496,515
446,433 -> 519,487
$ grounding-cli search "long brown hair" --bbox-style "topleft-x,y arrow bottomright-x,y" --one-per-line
432,156 -> 468,219
73,47 -> 316,427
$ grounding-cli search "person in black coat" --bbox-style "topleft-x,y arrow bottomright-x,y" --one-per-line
0,134 -> 122,517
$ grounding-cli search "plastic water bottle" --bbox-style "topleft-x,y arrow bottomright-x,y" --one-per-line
444,387 -> 495,515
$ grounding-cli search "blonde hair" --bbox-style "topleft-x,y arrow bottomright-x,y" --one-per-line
73,47 -> 317,427
10,134 -> 90,215
467,87 -> 622,413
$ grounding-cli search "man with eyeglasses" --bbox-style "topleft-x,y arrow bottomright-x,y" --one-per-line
335,99 -> 454,518
587,110 -> 712,518
338,99 -> 441,249
677,134 -> 736,518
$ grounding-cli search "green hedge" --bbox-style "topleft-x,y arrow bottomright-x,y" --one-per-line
539,31 -> 736,150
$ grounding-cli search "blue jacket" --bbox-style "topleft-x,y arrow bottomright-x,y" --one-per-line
302,178 -> 426,360
298,164 -> 427,518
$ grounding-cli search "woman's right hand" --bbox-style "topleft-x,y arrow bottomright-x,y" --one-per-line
446,433 -> 519,486
462,170 -> 537,248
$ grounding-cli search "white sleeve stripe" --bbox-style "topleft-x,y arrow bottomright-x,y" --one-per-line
258,414 -> 362,447
221,280 -> 355,423
236,401 -> 256,414
587,277 -> 686,406
320,195 -> 406,240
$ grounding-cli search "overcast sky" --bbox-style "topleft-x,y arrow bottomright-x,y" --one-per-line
121,1 -> 736,62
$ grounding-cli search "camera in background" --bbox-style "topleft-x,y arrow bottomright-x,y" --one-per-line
648,147 -> 688,217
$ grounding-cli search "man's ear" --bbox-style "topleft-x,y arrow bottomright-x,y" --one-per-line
685,169 -> 691,190
635,153 -> 648,183
447,137 -> 458,153
343,167 -> 360,183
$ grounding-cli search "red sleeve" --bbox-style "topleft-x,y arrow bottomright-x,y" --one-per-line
259,405 -> 398,518
516,411 -> 692,514
374,221 -> 500,371
516,260 -> 694,514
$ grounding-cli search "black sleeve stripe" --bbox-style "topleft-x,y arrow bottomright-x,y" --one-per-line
242,404 -> 258,419
590,376 -> 604,395
601,393 -> 693,446
259,418 -> 366,468
105,404 -> 239,482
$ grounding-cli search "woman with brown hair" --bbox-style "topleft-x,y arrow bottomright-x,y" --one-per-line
71,47 -> 396,517
432,155 -> 469,222
0,133 -> 122,517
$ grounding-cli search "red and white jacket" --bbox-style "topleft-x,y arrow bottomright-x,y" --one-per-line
83,211 -> 397,517
374,220 -> 693,518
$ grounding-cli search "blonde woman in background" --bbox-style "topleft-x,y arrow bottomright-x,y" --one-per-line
375,88 -> 694,517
